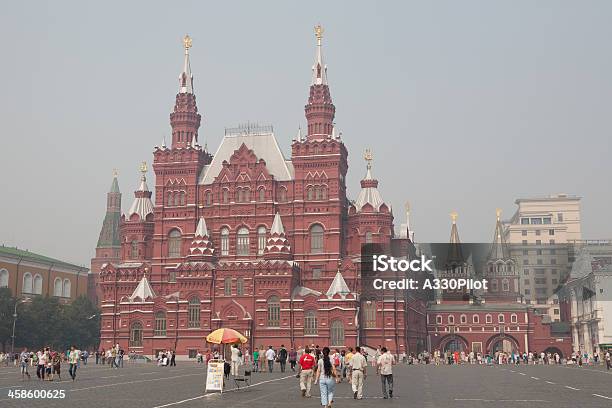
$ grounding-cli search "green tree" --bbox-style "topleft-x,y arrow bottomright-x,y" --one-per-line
0,287 -> 16,352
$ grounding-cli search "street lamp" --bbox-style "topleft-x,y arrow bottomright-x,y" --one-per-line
11,298 -> 29,358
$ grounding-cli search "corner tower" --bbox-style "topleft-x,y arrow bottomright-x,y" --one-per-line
90,171 -> 122,304
305,25 -> 335,140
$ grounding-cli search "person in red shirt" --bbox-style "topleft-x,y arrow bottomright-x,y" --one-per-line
298,347 -> 316,397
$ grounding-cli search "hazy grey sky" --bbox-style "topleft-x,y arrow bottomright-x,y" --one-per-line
1,1 -> 611,266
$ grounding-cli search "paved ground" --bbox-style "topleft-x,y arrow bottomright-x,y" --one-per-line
0,362 -> 611,408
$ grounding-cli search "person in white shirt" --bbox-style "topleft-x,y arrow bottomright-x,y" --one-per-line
377,347 -> 395,399
230,345 -> 242,376
265,346 -> 276,373
350,347 -> 367,400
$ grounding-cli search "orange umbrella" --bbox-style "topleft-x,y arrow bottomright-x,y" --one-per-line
206,328 -> 248,345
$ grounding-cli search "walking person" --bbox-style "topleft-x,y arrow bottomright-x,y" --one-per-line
253,347 -> 260,372
278,344 -> 288,373
50,351 -> 62,381
68,345 -> 80,381
289,347 -> 298,372
265,346 -> 276,373
19,348 -> 31,381
377,347 -> 395,399
314,347 -> 337,408
170,350 -> 176,367
350,346 -> 367,400
605,350 -> 611,370
37,348 -> 48,381
298,347 -> 316,398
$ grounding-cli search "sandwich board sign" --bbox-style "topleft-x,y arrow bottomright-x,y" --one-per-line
205,359 -> 224,393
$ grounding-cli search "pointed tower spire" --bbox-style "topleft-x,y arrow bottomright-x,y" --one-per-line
400,201 -> 414,241
447,211 -> 464,262
170,35 -> 201,149
488,209 -> 509,260
97,170 -> 122,248
305,24 -> 335,140
127,162 -> 154,220
188,216 -> 215,259
312,24 -> 327,85
179,35 -> 194,94
264,212 -> 292,260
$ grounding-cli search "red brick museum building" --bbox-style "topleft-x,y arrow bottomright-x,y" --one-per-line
91,30 -> 429,358
91,29 -> 570,359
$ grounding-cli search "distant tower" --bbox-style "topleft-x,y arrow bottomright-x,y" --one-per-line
484,209 -> 520,303
90,170 -> 122,305
305,24 -> 335,140
170,35 -> 202,149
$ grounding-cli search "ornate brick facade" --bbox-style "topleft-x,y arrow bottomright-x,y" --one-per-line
93,31 -> 428,358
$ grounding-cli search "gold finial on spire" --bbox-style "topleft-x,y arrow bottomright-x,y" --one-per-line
405,201 -> 411,213
314,24 -> 324,45
364,148 -> 373,170
450,211 -> 458,224
113,168 -> 118,178
183,34 -> 192,51
140,161 -> 148,180
496,208 -> 502,221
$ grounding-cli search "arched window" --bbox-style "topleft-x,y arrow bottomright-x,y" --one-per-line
365,231 -> 373,244
188,297 -> 200,328
22,273 -> 32,294
258,187 -> 265,202
511,314 -> 518,323
154,311 -> 167,336
222,188 -> 229,204
460,314 -> 467,324
498,314 -> 505,323
315,186 -> 321,200
267,296 -> 280,327
321,186 -> 328,200
0,269 -> 8,288
363,301 -> 376,328
236,188 -> 243,203
244,188 -> 250,202
180,191 -> 186,206
237,227 -> 250,256
129,322 -> 143,347
278,187 -> 287,202
310,224 -> 324,254
473,315 -> 479,324
307,186 -> 313,201
330,319 -> 345,346
224,277 -> 232,296
168,229 -> 182,257
220,227 -> 230,256
205,191 -> 212,206
304,310 -> 317,335
62,279 -> 71,298
491,280 -> 498,291
53,278 -> 62,297
436,315 -> 442,324
448,315 -> 455,324
130,240 -> 138,259
257,226 -> 267,255
237,278 -> 244,295
167,191 -> 173,206
33,274 -> 43,295
486,314 -> 492,324
502,279 -> 509,292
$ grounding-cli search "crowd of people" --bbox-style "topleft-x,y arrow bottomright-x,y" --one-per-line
2,346 -> 83,382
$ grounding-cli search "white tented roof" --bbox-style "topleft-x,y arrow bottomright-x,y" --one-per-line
129,275 -> 156,301
199,132 -> 294,185
326,271 -> 351,298
127,180 -> 154,220
354,168 -> 385,212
